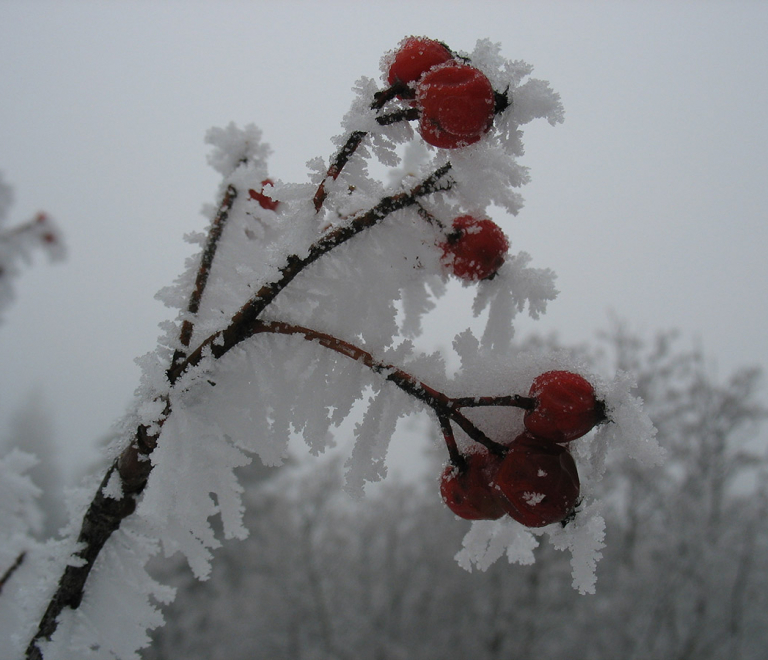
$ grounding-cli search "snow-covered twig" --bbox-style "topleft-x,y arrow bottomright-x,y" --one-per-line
171,184 -> 238,371
168,162 -> 453,384
312,82 -> 416,211
247,319 -> 514,455
0,551 -> 25,596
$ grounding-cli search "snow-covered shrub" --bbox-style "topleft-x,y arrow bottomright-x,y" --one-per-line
7,37 -> 660,659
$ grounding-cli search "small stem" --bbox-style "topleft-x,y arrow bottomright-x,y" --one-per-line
313,131 -> 367,211
372,81 -> 410,108
415,203 -> 446,231
438,416 -> 465,469
375,107 -> 419,126
249,319 -> 508,455
313,98 -> 420,212
452,394 -> 537,411
0,551 -> 25,596
171,184 -> 238,372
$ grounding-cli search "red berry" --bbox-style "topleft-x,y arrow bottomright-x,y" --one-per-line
439,215 -> 509,281
416,62 -> 495,149
440,451 -> 510,520
494,432 -> 580,528
248,179 -> 279,211
524,371 -> 604,443
387,37 -> 453,92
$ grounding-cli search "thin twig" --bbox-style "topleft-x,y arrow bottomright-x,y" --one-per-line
248,319 -> 508,455
371,80 -> 410,107
0,551 -> 26,596
312,92 -> 419,212
438,416 -> 465,469
375,107 -> 419,126
415,203 -> 446,231
451,394 -> 536,410
313,131 -> 367,211
170,184 -> 238,372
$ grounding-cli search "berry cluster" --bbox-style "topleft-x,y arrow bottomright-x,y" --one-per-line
386,39 -> 599,525
387,36 -> 501,149
385,39 -> 511,280
440,371 -> 606,527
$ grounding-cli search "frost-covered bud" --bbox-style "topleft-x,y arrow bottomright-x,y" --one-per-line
248,179 -> 279,211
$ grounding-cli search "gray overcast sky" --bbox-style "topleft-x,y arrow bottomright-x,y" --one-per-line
1,1 -> 766,480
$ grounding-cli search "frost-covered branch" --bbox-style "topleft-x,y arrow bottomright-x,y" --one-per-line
247,319 -> 517,455
14,36 -> 661,660
0,552 -> 25,597
171,184 -> 238,371
168,161 -> 453,384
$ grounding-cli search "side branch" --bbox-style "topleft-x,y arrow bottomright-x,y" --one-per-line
169,163 -> 453,385
313,131 -> 367,211
249,320 -> 508,455
312,84 -> 418,212
0,551 -> 25,596
171,184 -> 238,372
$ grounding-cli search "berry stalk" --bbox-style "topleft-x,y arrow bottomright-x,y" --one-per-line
247,319 -> 508,455
451,394 -> 536,410
312,105 -> 419,212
